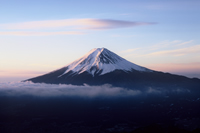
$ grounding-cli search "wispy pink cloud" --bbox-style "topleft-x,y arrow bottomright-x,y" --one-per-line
0,31 -> 84,36
0,19 -> 156,36
0,19 -> 156,30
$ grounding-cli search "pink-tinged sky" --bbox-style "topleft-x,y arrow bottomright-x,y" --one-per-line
0,0 -> 200,82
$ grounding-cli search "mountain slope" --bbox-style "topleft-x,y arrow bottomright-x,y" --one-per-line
25,48 -> 200,89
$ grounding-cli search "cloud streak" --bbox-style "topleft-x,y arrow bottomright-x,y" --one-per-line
121,40 -> 197,58
120,48 -> 141,54
0,19 -> 156,36
0,19 -> 156,30
148,45 -> 200,56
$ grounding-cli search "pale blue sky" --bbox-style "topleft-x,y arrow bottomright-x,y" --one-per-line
1,0 -> 200,82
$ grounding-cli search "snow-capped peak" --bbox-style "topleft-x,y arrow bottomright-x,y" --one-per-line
58,48 -> 151,77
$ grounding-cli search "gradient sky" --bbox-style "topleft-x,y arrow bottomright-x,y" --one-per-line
1,0 -> 200,82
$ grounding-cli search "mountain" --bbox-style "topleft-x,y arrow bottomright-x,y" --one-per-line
25,48 -> 200,89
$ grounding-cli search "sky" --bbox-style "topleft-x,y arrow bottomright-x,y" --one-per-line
0,0 -> 200,82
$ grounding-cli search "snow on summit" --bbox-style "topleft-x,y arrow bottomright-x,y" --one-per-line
59,48 -> 151,77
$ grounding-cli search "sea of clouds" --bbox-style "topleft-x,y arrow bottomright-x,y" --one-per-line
0,81 -> 141,97
0,81 -> 190,97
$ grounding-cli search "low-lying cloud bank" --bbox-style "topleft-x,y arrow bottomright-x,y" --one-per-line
0,82 -> 141,97
0,81 -> 190,97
